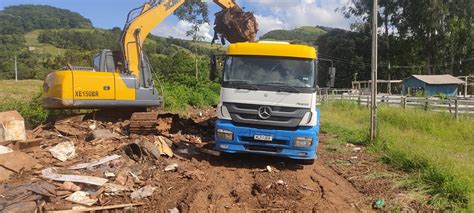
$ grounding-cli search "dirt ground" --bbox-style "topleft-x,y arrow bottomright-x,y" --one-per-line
0,108 -> 427,212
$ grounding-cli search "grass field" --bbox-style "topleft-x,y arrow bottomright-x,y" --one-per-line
0,80 -> 43,101
24,30 -> 65,56
320,101 -> 474,210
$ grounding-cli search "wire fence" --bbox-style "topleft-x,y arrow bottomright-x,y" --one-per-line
317,91 -> 474,119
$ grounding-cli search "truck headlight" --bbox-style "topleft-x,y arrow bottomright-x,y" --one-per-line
294,137 -> 313,147
216,129 -> 233,140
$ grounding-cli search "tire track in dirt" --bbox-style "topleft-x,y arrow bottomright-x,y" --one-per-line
164,151 -> 369,212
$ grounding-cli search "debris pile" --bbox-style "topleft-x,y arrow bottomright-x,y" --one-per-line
0,109 -> 217,212
213,6 -> 258,44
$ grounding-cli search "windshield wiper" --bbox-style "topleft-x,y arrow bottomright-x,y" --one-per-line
230,81 -> 260,90
266,82 -> 301,93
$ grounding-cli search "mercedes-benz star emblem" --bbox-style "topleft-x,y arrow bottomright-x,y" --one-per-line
258,106 -> 272,120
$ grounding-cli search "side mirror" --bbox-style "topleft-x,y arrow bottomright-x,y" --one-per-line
327,67 -> 336,88
210,55 -> 217,81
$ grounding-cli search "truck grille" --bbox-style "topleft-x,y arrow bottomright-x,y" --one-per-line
239,136 -> 288,145
224,102 -> 310,128
245,145 -> 282,153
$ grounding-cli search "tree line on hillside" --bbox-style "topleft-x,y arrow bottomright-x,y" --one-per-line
262,1 -> 473,88
0,5 -> 92,35
324,0 -> 474,87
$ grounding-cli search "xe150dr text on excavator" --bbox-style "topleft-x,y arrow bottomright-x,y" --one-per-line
42,0 -> 257,134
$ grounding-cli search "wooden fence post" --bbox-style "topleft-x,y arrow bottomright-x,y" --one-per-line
454,99 -> 459,120
401,96 -> 406,109
367,96 -> 370,108
424,97 -> 429,111
357,95 -> 361,106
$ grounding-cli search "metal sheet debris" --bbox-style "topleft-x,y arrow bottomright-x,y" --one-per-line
41,168 -> 108,186
68,154 -> 121,170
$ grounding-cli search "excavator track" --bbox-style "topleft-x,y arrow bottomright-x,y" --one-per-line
129,112 -> 159,135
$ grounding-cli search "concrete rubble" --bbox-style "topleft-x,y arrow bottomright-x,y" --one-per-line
0,109 -> 217,212
0,110 -> 26,142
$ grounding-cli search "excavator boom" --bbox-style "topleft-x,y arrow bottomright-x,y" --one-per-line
121,0 -> 254,82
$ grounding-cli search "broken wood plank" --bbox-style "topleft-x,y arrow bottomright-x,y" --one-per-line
44,203 -> 143,213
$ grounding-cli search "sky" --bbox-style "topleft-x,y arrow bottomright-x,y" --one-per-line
0,0 -> 353,41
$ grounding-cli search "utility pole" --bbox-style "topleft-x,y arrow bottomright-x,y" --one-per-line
370,0 -> 378,141
14,55 -> 18,82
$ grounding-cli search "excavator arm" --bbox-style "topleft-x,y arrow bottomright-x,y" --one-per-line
120,0 -> 244,84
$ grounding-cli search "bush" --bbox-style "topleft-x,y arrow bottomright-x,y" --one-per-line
0,93 -> 59,127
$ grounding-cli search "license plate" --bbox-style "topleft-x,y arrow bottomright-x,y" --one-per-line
254,134 -> 273,141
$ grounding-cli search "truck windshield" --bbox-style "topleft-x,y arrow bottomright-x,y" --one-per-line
223,56 -> 315,88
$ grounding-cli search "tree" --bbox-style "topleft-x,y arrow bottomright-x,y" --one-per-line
174,0 -> 209,79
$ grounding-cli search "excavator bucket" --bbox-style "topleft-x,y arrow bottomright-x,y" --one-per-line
213,7 -> 258,44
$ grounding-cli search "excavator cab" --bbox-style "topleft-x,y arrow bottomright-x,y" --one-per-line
42,48 -> 160,109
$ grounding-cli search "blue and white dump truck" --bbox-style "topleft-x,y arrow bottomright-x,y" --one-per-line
212,41 -> 320,164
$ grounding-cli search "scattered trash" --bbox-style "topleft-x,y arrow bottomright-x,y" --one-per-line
2,201 -> 37,213
168,207 -> 180,213
373,197 -> 385,209
66,191 -> 98,206
124,143 -> 143,162
276,180 -> 286,185
350,156 -> 358,159
27,181 -> 56,197
14,138 -> 42,150
0,110 -> 26,142
88,122 -> 97,130
49,141 -> 76,162
46,203 -> 144,212
164,163 -> 179,172
141,141 -> 160,160
0,151 -> 39,173
353,147 -> 362,152
265,165 -> 278,173
91,129 -> 119,140
54,115 -> 87,136
130,185 -> 157,199
345,143 -> 355,147
104,172 -> 116,178
59,181 -> 82,192
0,145 -> 13,154
129,171 -> 141,183
41,167 -> 108,186
68,154 -> 121,170
156,136 -> 174,157
103,183 -> 131,195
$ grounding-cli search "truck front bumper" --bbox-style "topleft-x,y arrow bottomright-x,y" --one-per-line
214,120 -> 319,160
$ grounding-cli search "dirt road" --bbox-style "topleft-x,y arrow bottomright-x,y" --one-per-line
134,145 -> 370,212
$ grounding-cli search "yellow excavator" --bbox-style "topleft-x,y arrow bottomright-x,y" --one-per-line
42,0 -> 257,133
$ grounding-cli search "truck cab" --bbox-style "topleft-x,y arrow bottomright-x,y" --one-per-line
214,42 -> 320,163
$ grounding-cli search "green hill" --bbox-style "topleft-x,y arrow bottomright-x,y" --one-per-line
0,5 -> 93,35
260,26 -> 328,43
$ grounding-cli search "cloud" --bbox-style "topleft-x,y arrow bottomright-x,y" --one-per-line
245,0 -> 352,36
152,20 -> 213,41
254,14 -> 287,37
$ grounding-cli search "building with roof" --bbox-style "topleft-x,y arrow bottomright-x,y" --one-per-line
402,74 -> 465,97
